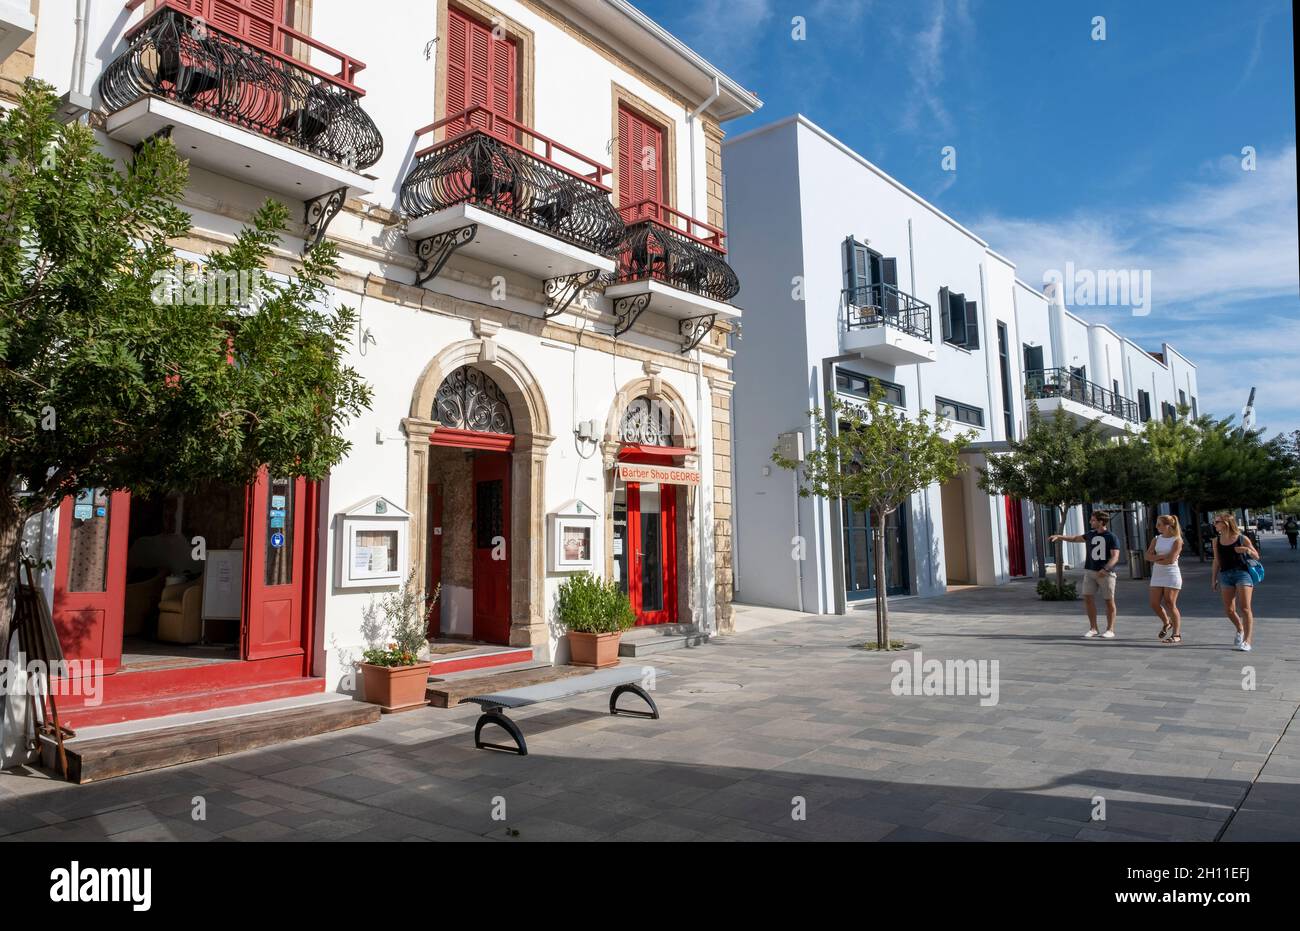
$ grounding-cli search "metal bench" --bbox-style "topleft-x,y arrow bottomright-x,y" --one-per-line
458,665 -> 666,756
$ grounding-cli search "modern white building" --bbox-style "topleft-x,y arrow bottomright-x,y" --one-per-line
5,0 -> 758,733
723,115 -> 1200,614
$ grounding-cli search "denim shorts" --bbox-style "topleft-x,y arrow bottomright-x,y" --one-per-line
1219,569 -> 1254,588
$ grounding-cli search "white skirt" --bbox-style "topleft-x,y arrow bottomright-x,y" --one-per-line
1150,564 -> 1182,589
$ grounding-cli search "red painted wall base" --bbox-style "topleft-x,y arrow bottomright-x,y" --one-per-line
55,656 -> 322,730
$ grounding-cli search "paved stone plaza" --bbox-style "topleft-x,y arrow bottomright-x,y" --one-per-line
2,533 -> 1297,842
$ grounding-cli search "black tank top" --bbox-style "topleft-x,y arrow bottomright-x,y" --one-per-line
1215,534 -> 1249,571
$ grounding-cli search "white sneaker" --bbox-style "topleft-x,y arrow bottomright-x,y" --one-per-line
1084,629 -> 1099,638
1241,643 -> 1253,652
1101,630 -> 1116,639
1233,632 -> 1244,647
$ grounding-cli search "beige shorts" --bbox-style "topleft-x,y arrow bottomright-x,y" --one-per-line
1082,570 -> 1117,600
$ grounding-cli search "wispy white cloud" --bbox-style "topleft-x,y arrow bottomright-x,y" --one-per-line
974,145 -> 1300,433
899,0 -> 962,135
977,145 -> 1298,308
679,0 -> 774,72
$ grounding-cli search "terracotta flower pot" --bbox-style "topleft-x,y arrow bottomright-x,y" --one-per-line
568,631 -> 622,668
360,662 -> 432,713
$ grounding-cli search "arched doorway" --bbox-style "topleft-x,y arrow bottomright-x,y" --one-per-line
430,365 -> 515,644
603,381 -> 699,627
404,338 -> 552,650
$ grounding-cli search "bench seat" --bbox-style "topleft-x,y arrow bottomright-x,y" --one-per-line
458,664 -> 666,755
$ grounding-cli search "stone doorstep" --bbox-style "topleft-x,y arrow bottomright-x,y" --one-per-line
44,700 -> 381,785
619,624 -> 710,657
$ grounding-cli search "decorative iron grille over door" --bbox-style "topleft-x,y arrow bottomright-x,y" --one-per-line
435,366 -> 514,434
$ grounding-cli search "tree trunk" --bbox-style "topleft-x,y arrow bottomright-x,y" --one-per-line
874,516 -> 890,649
1191,504 -> 1205,561
1054,505 -> 1067,594
0,496 -> 26,661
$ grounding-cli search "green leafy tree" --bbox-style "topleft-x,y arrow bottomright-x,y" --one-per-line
0,81 -> 372,648
978,405 -> 1109,595
774,390 -> 973,649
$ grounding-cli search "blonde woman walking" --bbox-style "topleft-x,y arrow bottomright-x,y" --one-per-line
1211,513 -> 1261,651
1145,514 -> 1184,643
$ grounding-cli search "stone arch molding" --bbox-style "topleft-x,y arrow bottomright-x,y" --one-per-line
402,335 -> 554,650
601,375 -> 698,468
408,338 -> 552,441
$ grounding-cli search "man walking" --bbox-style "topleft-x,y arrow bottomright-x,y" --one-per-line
1050,510 -> 1122,638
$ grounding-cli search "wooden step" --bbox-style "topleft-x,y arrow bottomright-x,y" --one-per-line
48,699 -> 380,784
426,663 -> 591,708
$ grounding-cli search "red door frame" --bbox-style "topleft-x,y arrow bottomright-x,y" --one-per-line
1005,495 -> 1027,578
618,447 -> 686,626
626,482 -> 677,626
429,426 -> 516,645
51,490 -> 131,676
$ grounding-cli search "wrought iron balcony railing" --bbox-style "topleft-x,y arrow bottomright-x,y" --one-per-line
101,1 -> 383,170
842,283 -> 932,341
612,199 -> 739,303
400,107 -> 625,256
1025,368 -> 1139,423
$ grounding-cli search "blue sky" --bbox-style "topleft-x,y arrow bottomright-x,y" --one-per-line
633,0 -> 1299,436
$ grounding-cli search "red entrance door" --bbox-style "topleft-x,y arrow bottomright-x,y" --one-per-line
1005,495 -> 1027,577
472,452 -> 511,644
51,489 -> 131,674
626,482 -> 677,626
243,472 -> 308,661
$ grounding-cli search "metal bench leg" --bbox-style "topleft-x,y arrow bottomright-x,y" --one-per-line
609,684 -> 660,720
474,710 -> 528,755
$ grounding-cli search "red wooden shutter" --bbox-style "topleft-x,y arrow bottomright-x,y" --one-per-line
616,104 -> 664,211
445,7 -> 516,139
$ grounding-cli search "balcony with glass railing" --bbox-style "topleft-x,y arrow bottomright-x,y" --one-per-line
840,282 -> 935,365
100,0 -> 382,201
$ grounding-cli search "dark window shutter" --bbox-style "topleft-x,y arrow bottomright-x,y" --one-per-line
939,287 -> 952,341
881,257 -> 899,315
1023,344 -> 1043,373
964,300 -> 980,349
948,291 -> 967,345
844,237 -> 858,292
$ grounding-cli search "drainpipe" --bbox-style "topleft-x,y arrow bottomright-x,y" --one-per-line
687,80 -> 719,634
72,0 -> 88,95
687,77 -> 721,220
694,349 -> 711,635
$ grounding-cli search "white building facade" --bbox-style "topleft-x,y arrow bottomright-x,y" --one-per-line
723,115 -> 1200,614
5,0 -> 757,729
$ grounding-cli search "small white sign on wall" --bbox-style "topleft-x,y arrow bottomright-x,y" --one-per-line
336,495 -> 411,589
548,499 -> 599,572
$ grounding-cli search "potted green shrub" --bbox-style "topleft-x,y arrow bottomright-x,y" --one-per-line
359,571 -> 440,713
556,571 -> 635,668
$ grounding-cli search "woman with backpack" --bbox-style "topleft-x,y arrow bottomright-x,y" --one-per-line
1285,515 -> 1298,551
1211,513 -> 1262,652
